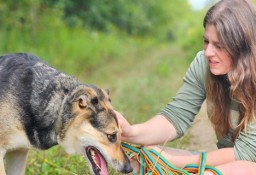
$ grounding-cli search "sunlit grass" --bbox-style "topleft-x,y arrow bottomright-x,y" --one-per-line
26,146 -> 88,175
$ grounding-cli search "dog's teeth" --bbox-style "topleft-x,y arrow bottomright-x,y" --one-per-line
90,149 -> 100,168
92,151 -> 95,156
92,156 -> 100,168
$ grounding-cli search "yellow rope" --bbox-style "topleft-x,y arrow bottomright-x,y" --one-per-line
122,143 -> 223,175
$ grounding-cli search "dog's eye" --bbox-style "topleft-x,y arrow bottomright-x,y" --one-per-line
107,132 -> 117,143
91,97 -> 98,105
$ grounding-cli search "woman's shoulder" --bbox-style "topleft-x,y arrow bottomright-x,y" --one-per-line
192,50 -> 208,70
185,50 -> 208,84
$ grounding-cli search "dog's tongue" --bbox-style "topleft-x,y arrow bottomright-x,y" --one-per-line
95,152 -> 108,175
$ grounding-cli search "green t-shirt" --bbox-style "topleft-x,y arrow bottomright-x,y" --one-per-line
159,51 -> 256,162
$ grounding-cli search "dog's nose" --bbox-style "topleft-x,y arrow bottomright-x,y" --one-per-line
120,155 -> 133,173
122,161 -> 133,174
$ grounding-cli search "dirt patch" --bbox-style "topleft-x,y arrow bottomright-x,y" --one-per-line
187,102 -> 218,152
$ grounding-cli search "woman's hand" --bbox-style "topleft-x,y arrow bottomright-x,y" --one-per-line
114,110 -> 133,141
115,112 -> 177,145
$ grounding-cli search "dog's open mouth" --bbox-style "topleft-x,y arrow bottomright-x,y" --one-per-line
85,146 -> 109,175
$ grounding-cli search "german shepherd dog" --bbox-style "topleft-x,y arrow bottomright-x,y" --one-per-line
0,53 -> 132,175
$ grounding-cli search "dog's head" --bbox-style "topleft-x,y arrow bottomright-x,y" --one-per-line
57,85 -> 132,175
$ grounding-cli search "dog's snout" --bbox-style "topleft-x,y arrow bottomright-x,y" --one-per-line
122,161 -> 133,174
120,153 -> 133,173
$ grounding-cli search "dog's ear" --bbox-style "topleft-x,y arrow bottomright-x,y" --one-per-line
78,95 -> 87,108
104,88 -> 111,102
105,88 -> 110,95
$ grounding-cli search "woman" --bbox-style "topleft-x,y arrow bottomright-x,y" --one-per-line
116,0 -> 256,174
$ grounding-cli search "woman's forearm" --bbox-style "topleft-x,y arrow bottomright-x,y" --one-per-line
165,147 -> 236,168
123,115 -> 177,145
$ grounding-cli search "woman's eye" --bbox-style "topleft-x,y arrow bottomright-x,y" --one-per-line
217,45 -> 223,49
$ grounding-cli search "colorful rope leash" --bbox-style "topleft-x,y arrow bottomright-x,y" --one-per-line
122,143 -> 223,175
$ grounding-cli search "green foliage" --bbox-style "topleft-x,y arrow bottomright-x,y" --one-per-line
178,11 -> 205,62
44,0 -> 191,39
0,1 -> 129,76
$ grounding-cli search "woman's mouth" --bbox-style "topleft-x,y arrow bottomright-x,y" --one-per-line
208,59 -> 219,67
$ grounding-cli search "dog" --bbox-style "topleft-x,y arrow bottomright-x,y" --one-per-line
0,53 -> 132,175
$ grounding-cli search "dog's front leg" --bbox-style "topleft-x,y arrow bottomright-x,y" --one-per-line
0,150 -> 7,175
5,149 -> 28,175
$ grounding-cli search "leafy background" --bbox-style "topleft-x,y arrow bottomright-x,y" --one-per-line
0,0 -> 224,174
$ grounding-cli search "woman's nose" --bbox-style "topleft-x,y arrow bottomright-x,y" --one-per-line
204,44 -> 215,57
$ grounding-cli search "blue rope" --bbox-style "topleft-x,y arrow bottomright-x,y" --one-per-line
122,142 -> 223,175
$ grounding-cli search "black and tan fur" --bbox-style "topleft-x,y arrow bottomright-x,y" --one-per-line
0,53 -> 132,175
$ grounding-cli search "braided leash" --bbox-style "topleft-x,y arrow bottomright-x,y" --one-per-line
122,143 -> 223,175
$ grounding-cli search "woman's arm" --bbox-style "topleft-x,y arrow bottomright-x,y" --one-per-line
152,146 -> 236,168
116,111 -> 177,145
115,52 -> 208,146
212,160 -> 256,175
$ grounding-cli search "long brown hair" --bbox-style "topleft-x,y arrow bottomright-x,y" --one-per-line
204,0 -> 256,138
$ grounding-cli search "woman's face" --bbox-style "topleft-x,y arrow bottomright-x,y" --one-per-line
203,24 -> 232,75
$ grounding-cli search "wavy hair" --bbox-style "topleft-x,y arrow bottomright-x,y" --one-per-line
204,0 -> 256,138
